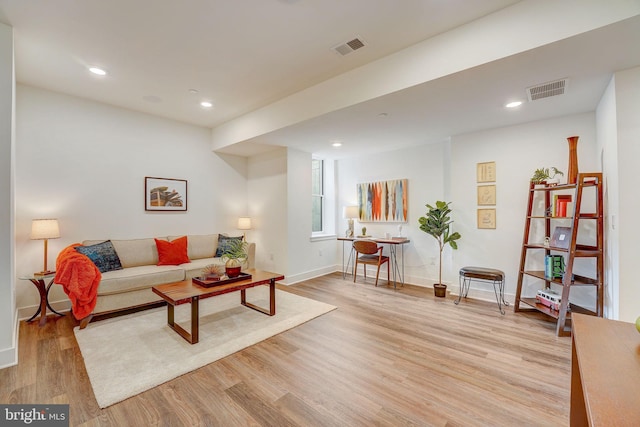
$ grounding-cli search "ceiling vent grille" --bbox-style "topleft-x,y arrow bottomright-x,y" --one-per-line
527,78 -> 569,101
332,37 -> 366,56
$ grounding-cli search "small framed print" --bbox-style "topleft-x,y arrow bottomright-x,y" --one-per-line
477,161 -> 496,183
477,185 -> 496,206
550,226 -> 572,249
477,209 -> 496,229
145,177 -> 187,211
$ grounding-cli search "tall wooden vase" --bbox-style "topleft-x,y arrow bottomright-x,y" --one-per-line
567,136 -> 579,184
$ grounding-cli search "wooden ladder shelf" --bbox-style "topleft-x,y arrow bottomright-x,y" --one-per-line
514,172 -> 604,336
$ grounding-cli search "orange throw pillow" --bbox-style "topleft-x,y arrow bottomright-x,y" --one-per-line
155,236 -> 190,265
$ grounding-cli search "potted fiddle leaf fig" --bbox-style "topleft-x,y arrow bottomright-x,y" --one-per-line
418,201 -> 461,297
221,238 -> 248,278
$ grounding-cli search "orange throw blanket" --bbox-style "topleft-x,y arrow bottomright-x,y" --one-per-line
54,244 -> 102,320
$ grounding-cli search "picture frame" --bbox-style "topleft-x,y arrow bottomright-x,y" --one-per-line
145,177 -> 187,211
477,161 -> 496,183
477,185 -> 496,206
477,208 -> 496,229
550,226 -> 572,249
357,178 -> 408,222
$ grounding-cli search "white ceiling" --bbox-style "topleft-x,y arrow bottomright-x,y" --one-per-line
1,0 -> 639,159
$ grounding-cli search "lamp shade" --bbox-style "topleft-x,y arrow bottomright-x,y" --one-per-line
237,217 -> 252,230
343,205 -> 359,219
30,219 -> 60,240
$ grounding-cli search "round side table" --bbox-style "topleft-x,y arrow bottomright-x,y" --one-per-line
19,273 -> 65,326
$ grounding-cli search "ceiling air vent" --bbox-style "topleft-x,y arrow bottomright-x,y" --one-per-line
527,78 -> 569,101
332,37 -> 366,56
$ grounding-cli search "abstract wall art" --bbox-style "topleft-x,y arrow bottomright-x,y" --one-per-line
357,179 -> 408,222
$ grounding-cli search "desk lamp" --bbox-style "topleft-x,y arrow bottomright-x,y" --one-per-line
30,218 -> 60,276
343,206 -> 358,238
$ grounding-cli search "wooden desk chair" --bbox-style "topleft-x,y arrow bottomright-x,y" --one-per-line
353,240 -> 389,286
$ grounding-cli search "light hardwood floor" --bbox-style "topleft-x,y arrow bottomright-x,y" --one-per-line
0,273 -> 571,426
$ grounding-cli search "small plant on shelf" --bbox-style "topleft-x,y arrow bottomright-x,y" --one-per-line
531,167 -> 564,185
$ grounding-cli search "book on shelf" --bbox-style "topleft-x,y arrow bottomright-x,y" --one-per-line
545,254 -> 565,279
552,194 -> 572,217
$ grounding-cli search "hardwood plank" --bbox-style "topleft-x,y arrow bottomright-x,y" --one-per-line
0,272 -> 571,426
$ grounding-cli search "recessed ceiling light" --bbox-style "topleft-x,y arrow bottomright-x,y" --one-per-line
200,101 -> 213,108
89,67 -> 107,76
506,101 -> 523,108
332,141 -> 342,147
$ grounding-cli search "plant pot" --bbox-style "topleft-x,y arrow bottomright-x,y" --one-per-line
225,259 -> 242,278
434,283 -> 447,298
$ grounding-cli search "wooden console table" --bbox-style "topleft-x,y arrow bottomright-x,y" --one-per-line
571,313 -> 640,426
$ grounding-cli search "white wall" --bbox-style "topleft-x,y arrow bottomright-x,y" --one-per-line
247,149 -> 288,274
596,76 -> 619,319
287,148 -> 337,283
14,85 -> 249,314
246,147 -> 339,284
0,22 -> 16,368
336,114 -> 600,305
614,66 -> 640,323
451,113 -> 598,304
337,143 -> 446,285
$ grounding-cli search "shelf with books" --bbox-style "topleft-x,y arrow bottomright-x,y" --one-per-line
514,172 -> 604,336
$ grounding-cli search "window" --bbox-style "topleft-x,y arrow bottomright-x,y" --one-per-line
311,159 -> 324,233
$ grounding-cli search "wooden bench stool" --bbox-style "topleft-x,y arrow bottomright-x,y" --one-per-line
456,267 -> 508,314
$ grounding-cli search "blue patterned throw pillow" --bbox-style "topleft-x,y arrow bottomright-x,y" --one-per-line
214,235 -> 243,258
75,240 -> 123,273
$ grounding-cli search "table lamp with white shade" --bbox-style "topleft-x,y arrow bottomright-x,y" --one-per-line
237,216 -> 252,240
30,218 -> 60,276
343,206 -> 358,238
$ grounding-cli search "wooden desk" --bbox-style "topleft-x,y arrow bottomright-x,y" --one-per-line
571,313 -> 640,426
338,237 -> 409,288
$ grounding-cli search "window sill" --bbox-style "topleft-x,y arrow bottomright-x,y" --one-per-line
310,233 -> 337,242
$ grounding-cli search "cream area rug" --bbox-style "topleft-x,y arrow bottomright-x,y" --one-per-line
74,287 -> 336,408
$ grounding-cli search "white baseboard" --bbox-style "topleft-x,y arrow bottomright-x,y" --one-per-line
282,265 -> 338,285
334,263 -> 515,305
17,298 -> 72,321
0,310 -> 19,369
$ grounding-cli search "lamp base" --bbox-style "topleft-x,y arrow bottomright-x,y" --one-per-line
34,270 -> 55,277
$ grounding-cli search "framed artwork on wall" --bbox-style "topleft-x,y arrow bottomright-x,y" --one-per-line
477,185 -> 496,206
357,179 -> 408,222
145,177 -> 187,211
477,161 -> 496,183
477,208 -> 496,229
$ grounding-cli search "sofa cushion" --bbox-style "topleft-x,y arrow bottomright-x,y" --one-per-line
214,235 -> 244,257
97,265 -> 185,296
169,234 -> 218,260
75,240 -> 123,273
84,238 -> 165,268
155,236 -> 190,265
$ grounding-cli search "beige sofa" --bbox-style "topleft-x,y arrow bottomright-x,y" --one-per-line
77,234 -> 255,320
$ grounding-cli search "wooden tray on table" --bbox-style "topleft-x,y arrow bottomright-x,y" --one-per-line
192,272 -> 252,288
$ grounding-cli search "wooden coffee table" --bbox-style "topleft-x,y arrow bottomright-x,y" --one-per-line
152,269 -> 285,344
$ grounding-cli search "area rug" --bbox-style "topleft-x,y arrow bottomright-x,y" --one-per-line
74,287 -> 336,408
